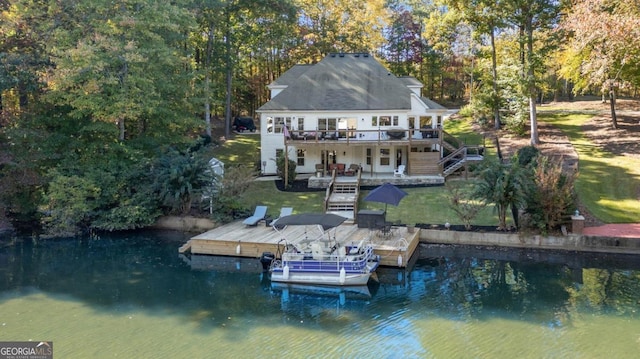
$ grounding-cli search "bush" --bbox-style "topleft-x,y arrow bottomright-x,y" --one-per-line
445,182 -> 486,230
205,165 -> 258,223
524,155 -> 575,234
516,146 -> 540,166
274,153 -> 297,188
153,149 -> 214,215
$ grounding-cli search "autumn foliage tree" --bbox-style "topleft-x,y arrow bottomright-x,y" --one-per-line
559,0 -> 640,129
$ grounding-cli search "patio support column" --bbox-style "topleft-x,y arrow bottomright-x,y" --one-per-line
284,139 -> 289,188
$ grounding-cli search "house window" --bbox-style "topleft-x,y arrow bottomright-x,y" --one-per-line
318,118 -> 337,137
297,117 -> 304,131
408,116 -> 416,129
267,118 -> 274,133
380,148 -> 390,166
297,149 -> 305,166
275,117 -> 284,133
366,148 -> 372,165
273,117 -> 293,134
420,116 -> 433,128
371,116 -> 398,127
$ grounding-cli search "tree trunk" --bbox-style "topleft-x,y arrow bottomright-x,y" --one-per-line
204,26 -> 213,138
118,118 -> 125,141
223,11 -> 232,140
490,28 -> 500,130
609,85 -> 618,129
526,17 -> 539,145
529,96 -> 539,145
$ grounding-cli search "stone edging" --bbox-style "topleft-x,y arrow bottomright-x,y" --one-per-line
152,216 -> 215,233
419,229 -> 640,255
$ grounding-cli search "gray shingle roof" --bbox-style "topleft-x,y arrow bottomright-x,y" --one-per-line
421,96 -> 447,110
259,53 -> 426,112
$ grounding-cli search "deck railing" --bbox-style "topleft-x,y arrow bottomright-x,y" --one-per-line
285,128 -> 442,146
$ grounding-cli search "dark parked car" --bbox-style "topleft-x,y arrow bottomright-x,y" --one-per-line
232,117 -> 256,132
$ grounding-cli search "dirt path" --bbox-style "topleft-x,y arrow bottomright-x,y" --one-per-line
476,98 -> 640,230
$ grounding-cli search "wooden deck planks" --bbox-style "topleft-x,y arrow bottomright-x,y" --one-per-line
181,220 -> 420,268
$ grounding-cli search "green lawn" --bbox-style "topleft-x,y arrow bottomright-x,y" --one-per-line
538,111 -> 640,223
445,116 -> 487,146
238,181 -> 502,226
207,134 -> 261,168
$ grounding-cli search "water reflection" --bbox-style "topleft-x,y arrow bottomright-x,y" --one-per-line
1,231 -> 640,357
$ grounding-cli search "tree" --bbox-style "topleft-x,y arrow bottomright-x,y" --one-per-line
192,0 -> 298,138
559,0 -> 640,129
446,182 -> 486,230
440,0 -> 507,129
45,0 -> 197,143
474,157 -> 529,230
502,0 -> 562,145
383,3 -> 425,76
294,0 -> 389,62
0,0 -> 51,115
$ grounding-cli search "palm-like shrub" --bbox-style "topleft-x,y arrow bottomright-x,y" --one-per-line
154,150 -> 214,214
474,157 -> 529,230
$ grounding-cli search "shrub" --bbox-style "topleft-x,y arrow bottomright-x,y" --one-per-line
473,157 -> 529,230
153,149 -> 214,215
445,182 -> 486,230
516,146 -> 540,166
206,165 -> 258,223
274,152 -> 297,188
524,155 -> 576,233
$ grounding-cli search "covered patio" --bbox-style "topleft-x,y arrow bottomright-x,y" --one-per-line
307,172 -> 445,189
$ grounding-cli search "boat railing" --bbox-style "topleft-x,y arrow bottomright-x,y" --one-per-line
281,244 -> 374,267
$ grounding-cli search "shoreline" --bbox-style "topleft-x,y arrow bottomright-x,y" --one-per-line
154,216 -> 640,256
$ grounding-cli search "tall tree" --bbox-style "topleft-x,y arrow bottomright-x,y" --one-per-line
383,3 -> 425,76
559,0 -> 640,129
503,0 -> 561,145
0,0 -> 51,116
440,0 -> 506,129
294,0 -> 389,62
193,0 -> 297,138
46,0 -> 196,143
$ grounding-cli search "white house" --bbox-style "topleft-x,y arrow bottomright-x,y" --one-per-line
257,53 -> 471,183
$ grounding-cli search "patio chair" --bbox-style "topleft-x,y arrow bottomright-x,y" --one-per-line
270,207 -> 293,229
242,205 -> 268,226
345,164 -> 360,176
394,165 -> 406,178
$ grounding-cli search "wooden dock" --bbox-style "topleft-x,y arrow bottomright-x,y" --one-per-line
179,221 -> 420,268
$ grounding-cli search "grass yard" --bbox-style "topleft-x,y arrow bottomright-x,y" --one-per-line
238,181 -> 502,227
239,181 -> 325,219
538,111 -> 640,223
208,134 -> 261,168
358,184 -> 502,227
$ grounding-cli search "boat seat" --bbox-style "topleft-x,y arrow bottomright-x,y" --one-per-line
311,242 -> 324,260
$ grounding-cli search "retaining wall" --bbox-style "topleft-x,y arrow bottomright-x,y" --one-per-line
152,216 -> 215,233
419,229 -> 640,254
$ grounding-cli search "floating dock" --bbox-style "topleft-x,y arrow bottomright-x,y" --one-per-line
179,221 -> 420,268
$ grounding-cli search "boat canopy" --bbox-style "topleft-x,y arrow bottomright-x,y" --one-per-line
272,213 -> 347,230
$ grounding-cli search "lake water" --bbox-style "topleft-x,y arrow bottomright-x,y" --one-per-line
1,230 -> 639,358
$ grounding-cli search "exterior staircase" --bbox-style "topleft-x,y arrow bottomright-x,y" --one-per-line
439,131 -> 484,177
324,170 -> 361,221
